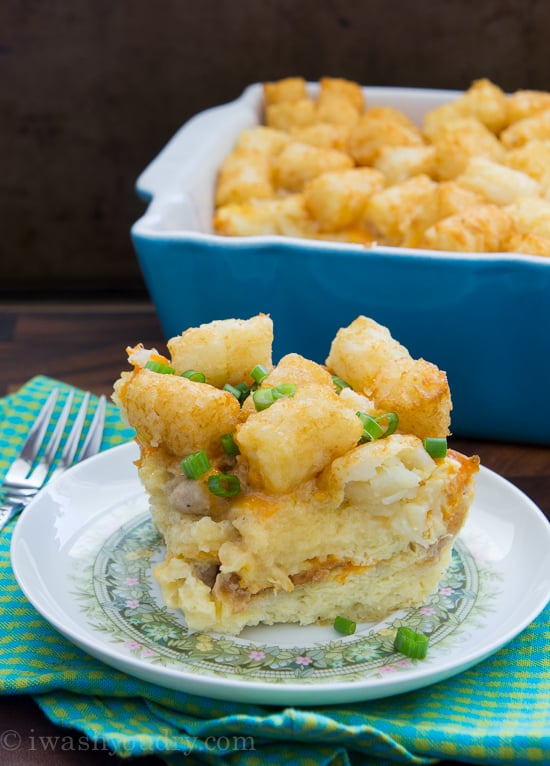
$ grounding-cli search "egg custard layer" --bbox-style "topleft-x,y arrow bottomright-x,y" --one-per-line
113,314 -> 478,635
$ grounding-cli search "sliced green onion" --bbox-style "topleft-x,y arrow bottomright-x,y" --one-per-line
376,412 -> 399,437
208,473 -> 241,497
357,412 -> 384,442
250,364 -> 269,384
180,450 -> 211,480
221,432 -> 240,456
224,382 -> 250,404
272,383 -> 297,400
145,360 -> 174,374
332,375 -> 352,392
253,388 -> 274,411
224,383 -> 244,400
423,437 -> 447,459
333,616 -> 357,636
235,381 -> 251,399
181,369 -> 206,383
393,626 -> 429,659
356,411 -> 399,442
253,383 -> 297,411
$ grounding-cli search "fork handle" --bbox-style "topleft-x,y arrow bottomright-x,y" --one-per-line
0,501 -> 25,532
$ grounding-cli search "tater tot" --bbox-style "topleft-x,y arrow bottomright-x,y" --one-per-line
327,315 -> 409,389
505,140 -> 550,191
338,386 -> 377,417
318,77 -> 365,111
503,195 -> 550,239
506,90 -> 550,123
374,145 -> 436,184
303,167 -> 386,231
434,181 -> 484,218
235,384 -> 363,493
424,79 -> 508,137
403,181 -> 483,248
265,99 -> 316,131
273,141 -> 353,191
500,108 -> 550,148
242,354 -> 335,419
214,194 -> 317,238
423,102 -> 466,142
115,369 -> 241,457
506,231 -> 550,257
376,358 -> 453,439
364,174 -> 437,245
291,122 -> 351,152
263,77 -> 308,105
168,315 -> 273,388
214,201 -> 277,237
315,91 -> 361,126
456,156 -> 540,205
326,316 -> 452,438
452,78 -> 509,133
240,352 -> 335,417
263,353 -> 334,389
432,118 -> 505,180
422,204 -> 513,252
235,126 -> 290,155
215,149 -> 274,206
349,109 -> 424,165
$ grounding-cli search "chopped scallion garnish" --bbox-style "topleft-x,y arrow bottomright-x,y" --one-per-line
180,450 -> 211,480
376,412 -> 399,437
272,383 -> 297,400
224,383 -> 244,400
221,432 -> 240,456
235,381 -> 251,398
181,369 -> 206,383
207,473 -> 241,497
332,375 -> 352,392
423,437 -> 447,459
145,360 -> 174,374
224,382 -> 250,404
253,384 -> 297,411
252,388 -> 274,411
333,616 -> 356,635
250,364 -> 269,384
357,412 -> 384,442
393,626 -> 429,659
356,411 -> 399,442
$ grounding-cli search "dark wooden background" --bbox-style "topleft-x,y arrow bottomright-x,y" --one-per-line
2,0 -> 550,300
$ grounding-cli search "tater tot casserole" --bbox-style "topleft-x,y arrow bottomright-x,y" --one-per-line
131,78 -> 550,443
114,314 -> 479,635
214,76 -> 550,255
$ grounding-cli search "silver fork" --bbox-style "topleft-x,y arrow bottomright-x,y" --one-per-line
0,388 -> 106,531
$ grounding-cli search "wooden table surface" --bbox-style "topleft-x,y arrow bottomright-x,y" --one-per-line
0,300 -> 548,766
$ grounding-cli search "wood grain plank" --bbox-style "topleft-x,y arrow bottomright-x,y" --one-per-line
0,302 -> 165,397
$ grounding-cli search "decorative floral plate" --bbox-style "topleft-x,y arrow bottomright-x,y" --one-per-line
11,442 -> 550,705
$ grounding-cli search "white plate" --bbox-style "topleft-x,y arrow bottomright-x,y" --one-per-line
11,442 -> 550,706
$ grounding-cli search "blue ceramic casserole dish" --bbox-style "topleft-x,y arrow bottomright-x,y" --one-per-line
131,84 -> 550,443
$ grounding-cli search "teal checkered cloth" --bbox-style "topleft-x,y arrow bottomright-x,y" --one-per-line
1,377 -> 549,765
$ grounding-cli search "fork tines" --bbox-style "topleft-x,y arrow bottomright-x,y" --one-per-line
2,389 -> 106,494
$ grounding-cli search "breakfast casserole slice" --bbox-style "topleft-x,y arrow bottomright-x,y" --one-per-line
113,314 -> 478,635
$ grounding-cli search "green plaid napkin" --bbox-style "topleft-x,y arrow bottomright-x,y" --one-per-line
1,376 -> 548,765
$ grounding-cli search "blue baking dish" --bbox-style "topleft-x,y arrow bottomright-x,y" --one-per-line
131,84 -> 550,443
